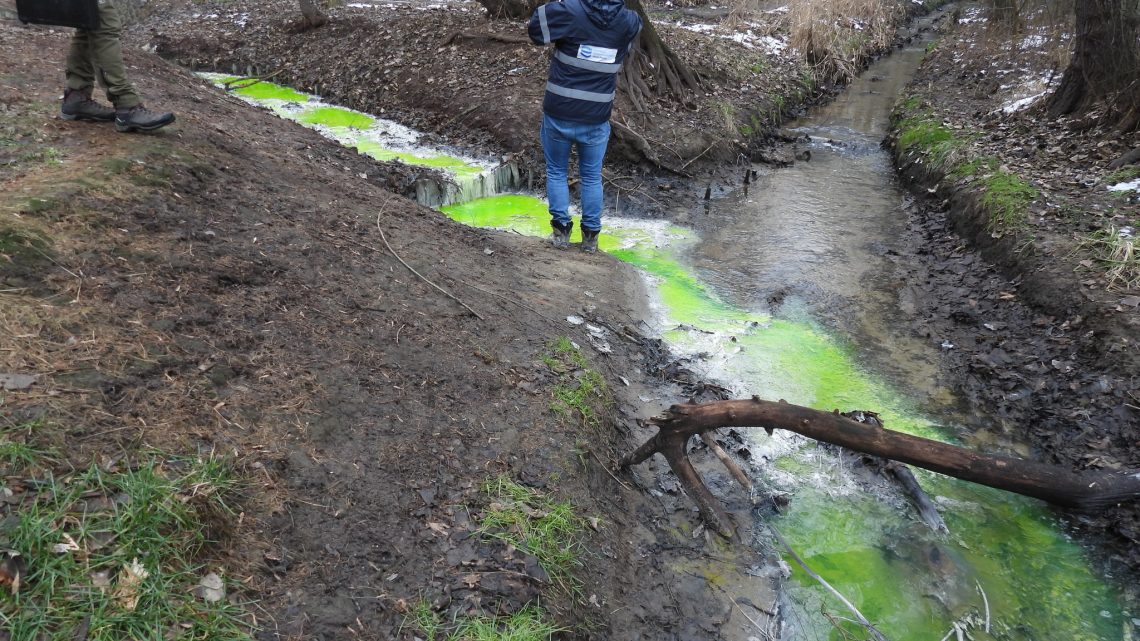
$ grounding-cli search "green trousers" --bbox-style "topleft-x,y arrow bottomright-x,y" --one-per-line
65,0 -> 141,108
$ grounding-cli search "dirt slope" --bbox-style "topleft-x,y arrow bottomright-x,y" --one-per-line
1,22 -> 778,641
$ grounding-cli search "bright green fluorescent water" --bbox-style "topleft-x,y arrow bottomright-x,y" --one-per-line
355,141 -> 483,177
212,75 -> 311,102
298,106 -> 376,130
197,72 -> 1124,640
441,194 -> 1122,641
201,76 -> 486,177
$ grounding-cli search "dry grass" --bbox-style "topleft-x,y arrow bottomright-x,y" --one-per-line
788,0 -> 903,84
1079,226 -> 1139,291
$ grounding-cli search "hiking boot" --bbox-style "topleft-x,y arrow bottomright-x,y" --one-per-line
580,228 -> 600,253
115,105 -> 175,133
551,221 -> 572,249
60,88 -> 115,122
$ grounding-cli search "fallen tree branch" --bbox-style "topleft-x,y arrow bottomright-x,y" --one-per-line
222,69 -> 283,92
770,525 -> 889,641
442,31 -> 532,46
620,397 -> 1140,538
842,410 -> 947,534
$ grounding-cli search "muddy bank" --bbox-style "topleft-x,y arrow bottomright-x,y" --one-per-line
0,22 -> 783,640
886,12 -> 1140,571
136,0 -> 946,213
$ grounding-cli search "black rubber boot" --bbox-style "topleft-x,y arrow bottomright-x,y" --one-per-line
580,228 -> 600,253
115,105 -> 176,133
551,221 -> 572,249
61,88 -> 115,122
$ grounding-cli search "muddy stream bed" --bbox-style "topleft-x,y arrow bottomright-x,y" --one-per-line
199,11 -> 1135,638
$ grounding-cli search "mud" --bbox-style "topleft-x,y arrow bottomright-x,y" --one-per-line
884,13 -> 1140,574
0,21 -> 776,640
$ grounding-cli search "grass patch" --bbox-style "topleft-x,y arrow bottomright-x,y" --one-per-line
1105,166 -> 1140,185
0,421 -> 53,472
542,338 -> 607,426
410,602 -> 563,641
1078,226 -> 1139,290
476,476 -> 585,588
980,170 -> 1037,232
949,154 -> 999,180
895,113 -> 962,168
0,226 -> 52,279
0,455 -> 250,640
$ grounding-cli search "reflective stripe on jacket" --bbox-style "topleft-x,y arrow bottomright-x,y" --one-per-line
528,0 -> 642,124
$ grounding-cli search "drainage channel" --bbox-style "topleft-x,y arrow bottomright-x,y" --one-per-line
202,62 -> 1129,640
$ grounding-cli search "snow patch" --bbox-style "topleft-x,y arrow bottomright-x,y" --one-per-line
1109,180 -> 1140,193
677,22 -> 787,54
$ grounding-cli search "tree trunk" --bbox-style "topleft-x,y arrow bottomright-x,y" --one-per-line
1047,0 -> 1140,128
298,0 -> 328,29
475,0 -> 543,20
621,398 -> 1140,538
619,0 -> 700,112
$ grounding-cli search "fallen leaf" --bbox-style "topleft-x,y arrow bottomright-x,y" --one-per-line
1120,296 -> 1140,308
52,533 -> 81,555
426,522 -> 449,535
90,570 -> 111,592
0,373 -> 37,391
194,572 -> 225,603
113,558 -> 150,611
0,553 -> 24,594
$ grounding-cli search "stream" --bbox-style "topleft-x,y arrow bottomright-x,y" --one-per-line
201,9 -> 1132,638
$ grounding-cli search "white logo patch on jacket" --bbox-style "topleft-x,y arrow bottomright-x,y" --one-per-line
577,44 -> 618,64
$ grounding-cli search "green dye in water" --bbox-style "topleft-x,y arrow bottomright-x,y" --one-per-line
211,76 -> 311,102
441,193 -> 1123,641
298,106 -> 376,130
356,141 -> 483,177
195,73 -> 1125,638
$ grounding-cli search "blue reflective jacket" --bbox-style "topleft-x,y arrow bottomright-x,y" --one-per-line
528,0 -> 642,124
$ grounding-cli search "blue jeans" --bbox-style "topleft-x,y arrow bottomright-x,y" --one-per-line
540,113 -> 610,232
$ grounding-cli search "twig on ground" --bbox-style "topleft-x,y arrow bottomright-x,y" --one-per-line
442,31 -> 532,46
700,431 -> 754,497
591,450 -> 633,490
769,525 -> 889,641
223,69 -> 284,91
680,140 -> 719,170
451,275 -> 556,323
976,580 -> 991,633
373,214 -> 485,320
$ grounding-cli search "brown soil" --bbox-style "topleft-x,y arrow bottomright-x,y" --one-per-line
0,21 -> 780,641
136,0 -> 832,212
887,12 -> 1140,570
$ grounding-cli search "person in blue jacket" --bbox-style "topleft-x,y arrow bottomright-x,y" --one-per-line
528,0 -> 641,252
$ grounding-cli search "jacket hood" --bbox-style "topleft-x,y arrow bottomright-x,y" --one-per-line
580,0 -> 626,28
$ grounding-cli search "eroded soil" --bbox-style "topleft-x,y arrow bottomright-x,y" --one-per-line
887,10 -> 1140,571
1,22 -> 779,641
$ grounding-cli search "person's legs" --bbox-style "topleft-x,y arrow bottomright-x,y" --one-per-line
541,114 -> 574,245
65,28 -> 95,92
88,0 -> 141,109
575,120 -> 610,233
63,23 -> 115,121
